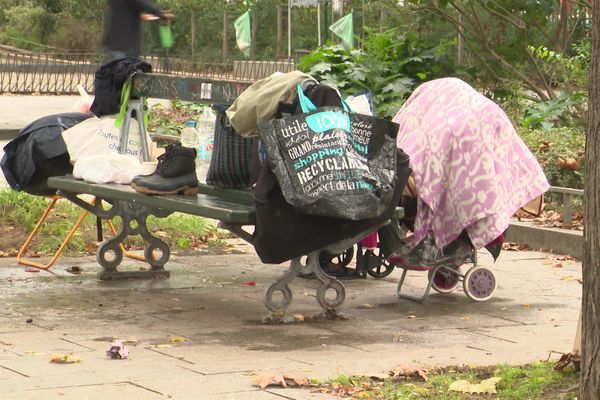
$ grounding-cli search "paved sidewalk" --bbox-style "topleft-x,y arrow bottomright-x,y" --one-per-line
0,240 -> 582,400
0,95 -> 81,135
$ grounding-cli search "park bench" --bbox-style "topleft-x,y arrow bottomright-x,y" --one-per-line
47,72 -> 402,315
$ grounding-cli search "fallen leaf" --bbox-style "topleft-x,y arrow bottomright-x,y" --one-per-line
538,141 -> 553,152
557,158 -> 580,171
449,377 -> 501,394
359,303 -> 375,309
168,337 -> 187,343
293,314 -> 305,322
253,374 -> 287,389
555,352 -> 581,371
561,276 -> 580,281
502,242 -> 530,251
283,374 -> 310,387
390,365 -> 428,381
65,266 -> 82,274
369,373 -> 391,381
50,354 -> 81,364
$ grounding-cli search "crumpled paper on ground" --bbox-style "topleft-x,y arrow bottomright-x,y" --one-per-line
106,340 -> 129,359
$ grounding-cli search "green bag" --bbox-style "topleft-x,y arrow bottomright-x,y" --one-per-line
159,24 -> 174,49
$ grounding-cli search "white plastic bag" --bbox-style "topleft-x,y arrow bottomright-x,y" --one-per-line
344,94 -> 374,116
61,115 -> 148,163
73,154 -> 144,184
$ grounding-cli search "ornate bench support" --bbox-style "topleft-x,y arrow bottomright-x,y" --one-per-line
263,251 -> 346,314
57,191 -> 172,280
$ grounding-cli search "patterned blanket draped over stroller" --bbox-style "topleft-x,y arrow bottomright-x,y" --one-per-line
392,77 -> 549,251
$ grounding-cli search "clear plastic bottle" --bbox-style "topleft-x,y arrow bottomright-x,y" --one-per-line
180,120 -> 200,175
180,120 -> 199,149
196,108 -> 215,183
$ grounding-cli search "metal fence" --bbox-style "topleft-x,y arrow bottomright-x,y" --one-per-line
0,47 -> 296,94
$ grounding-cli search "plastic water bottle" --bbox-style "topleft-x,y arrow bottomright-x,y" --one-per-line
180,120 -> 200,171
196,108 -> 215,183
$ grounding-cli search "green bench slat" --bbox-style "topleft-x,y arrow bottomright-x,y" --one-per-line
197,183 -> 254,205
47,177 -> 255,225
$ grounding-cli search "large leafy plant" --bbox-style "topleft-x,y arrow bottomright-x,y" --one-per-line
298,29 -> 456,118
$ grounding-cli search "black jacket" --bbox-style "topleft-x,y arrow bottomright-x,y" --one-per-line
90,57 -> 152,117
102,0 -> 165,54
0,113 -> 92,195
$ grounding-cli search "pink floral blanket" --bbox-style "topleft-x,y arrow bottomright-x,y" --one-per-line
392,78 -> 549,250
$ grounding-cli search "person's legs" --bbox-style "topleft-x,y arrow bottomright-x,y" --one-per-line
106,50 -> 139,62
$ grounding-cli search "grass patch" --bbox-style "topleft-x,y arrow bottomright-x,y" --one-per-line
0,189 -> 228,256
318,362 -> 579,399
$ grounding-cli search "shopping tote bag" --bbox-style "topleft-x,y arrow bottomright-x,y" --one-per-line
259,83 -> 399,220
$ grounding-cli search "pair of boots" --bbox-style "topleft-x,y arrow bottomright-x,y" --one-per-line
131,143 -> 198,195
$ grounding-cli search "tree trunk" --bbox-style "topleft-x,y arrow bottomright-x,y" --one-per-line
222,11 -> 229,63
277,6 -> 283,58
251,7 -> 258,60
190,10 -> 197,61
581,0 -> 600,398
558,0 -> 569,52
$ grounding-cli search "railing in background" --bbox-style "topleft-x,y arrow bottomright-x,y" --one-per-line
0,47 -> 297,94
548,186 -> 584,225
0,51 -> 99,94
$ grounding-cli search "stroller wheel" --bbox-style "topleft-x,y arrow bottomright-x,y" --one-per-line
365,247 -> 395,278
428,265 -> 460,293
300,247 -> 355,279
318,247 -> 355,275
463,266 -> 497,301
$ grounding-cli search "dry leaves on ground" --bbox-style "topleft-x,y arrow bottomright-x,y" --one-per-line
370,365 -> 428,382
448,377 -> 501,394
554,352 -> 581,371
50,354 -> 81,364
502,242 -> 531,251
253,373 -> 310,389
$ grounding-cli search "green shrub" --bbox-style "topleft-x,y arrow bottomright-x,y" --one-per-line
298,29 -> 456,118
518,127 -> 585,189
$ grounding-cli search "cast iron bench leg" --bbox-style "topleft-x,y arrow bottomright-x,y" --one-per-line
263,250 -> 346,314
96,200 -> 172,280
57,191 -> 172,280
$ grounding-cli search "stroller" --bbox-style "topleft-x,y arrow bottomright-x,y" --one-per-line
311,185 -> 498,303
307,77 -> 550,303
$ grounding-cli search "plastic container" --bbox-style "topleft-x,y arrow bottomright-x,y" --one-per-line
181,120 -> 200,177
180,120 -> 199,150
196,108 -> 215,183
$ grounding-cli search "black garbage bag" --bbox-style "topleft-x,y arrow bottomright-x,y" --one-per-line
1,112 -> 92,195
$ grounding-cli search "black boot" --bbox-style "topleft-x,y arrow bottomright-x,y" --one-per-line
131,143 -> 199,195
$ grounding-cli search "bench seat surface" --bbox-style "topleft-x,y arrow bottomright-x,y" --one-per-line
47,176 -> 255,225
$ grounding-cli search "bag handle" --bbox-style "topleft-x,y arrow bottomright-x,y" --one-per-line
115,73 -> 149,129
296,83 -> 352,113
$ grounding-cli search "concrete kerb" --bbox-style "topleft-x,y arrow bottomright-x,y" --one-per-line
506,221 -> 583,260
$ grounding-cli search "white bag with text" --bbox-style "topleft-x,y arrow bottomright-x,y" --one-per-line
61,115 -> 147,163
